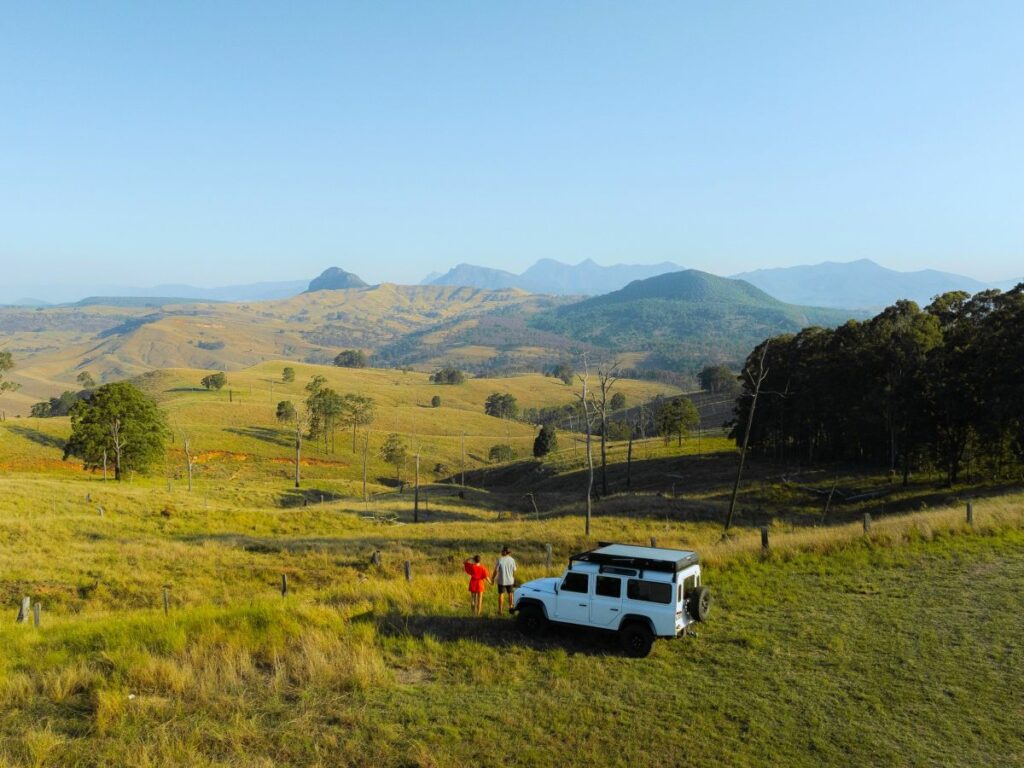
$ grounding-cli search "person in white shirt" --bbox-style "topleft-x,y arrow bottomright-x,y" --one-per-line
493,546 -> 517,615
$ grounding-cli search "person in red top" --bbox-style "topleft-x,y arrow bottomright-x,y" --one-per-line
463,555 -> 490,615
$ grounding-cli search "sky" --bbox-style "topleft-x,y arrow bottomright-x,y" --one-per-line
2,1 -> 1022,296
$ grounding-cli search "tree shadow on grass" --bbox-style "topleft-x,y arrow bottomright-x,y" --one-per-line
226,426 -> 292,448
360,610 -> 631,657
7,424 -> 65,450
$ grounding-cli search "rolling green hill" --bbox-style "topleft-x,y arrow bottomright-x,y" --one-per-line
531,270 -> 858,369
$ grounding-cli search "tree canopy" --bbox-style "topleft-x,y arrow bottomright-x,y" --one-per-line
0,351 -> 19,394
201,372 -> 227,390
731,288 -> 1024,485
333,349 -> 368,368
484,392 -> 519,420
379,433 -> 407,479
533,425 -> 558,457
656,397 -> 700,446
430,367 -> 466,385
63,382 -> 169,480
698,364 -> 740,395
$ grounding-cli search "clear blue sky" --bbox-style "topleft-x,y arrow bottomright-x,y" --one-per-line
2,1 -> 1021,292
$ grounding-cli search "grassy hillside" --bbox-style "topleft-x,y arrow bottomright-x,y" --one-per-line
531,270 -> 859,369
1,361 -> 681,493
0,274 -> 859,416
0,361 -> 1022,766
0,287 -> 574,414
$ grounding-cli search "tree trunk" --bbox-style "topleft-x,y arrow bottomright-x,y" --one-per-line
294,422 -> 302,488
725,344 -> 769,530
362,432 -> 369,502
626,434 -> 633,489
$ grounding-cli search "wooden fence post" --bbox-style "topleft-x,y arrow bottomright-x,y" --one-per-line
17,596 -> 30,623
545,543 -> 553,570
281,573 -> 288,596
967,502 -> 974,526
863,512 -> 871,534
163,586 -> 170,615
760,526 -> 769,553
650,536 -> 658,548
33,602 -> 41,628
371,549 -> 382,567
403,561 -> 412,582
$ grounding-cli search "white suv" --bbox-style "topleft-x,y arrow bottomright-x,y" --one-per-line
511,543 -> 711,657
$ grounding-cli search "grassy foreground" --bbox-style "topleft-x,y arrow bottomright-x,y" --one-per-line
1,364 -> 1023,766
1,482 -> 1022,766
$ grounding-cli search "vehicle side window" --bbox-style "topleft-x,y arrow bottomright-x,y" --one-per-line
562,572 -> 589,593
595,576 -> 621,598
683,575 -> 697,592
627,579 -> 672,604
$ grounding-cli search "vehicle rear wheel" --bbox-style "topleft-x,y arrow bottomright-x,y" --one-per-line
688,585 -> 711,622
619,623 -> 654,658
516,603 -> 546,635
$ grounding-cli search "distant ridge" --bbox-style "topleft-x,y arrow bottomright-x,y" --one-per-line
532,270 -> 858,367
305,267 -> 369,293
429,258 -> 685,295
731,259 -> 992,310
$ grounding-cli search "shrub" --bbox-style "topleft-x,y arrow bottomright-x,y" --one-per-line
488,444 -> 517,463
430,395 -> 441,408
201,372 -> 227,390
333,350 -> 367,368
533,426 -> 558,457
282,367 -> 295,382
484,393 -> 518,419
430,367 -> 465,385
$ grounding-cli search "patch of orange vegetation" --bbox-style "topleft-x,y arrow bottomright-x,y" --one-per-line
0,458 -> 89,473
269,457 -> 350,468
193,451 -> 249,463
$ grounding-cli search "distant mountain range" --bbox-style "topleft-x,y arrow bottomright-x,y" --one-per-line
731,259 -> 1019,310
427,258 -> 685,296
0,280 -> 307,306
2,258 -> 1018,310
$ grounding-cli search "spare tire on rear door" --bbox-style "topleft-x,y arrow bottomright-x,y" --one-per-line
687,585 -> 711,622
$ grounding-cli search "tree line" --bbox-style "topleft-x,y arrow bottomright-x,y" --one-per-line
731,288 -> 1024,485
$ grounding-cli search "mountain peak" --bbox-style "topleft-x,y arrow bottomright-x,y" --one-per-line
305,267 -> 369,293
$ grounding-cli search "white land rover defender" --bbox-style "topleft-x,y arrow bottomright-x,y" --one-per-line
511,543 -> 711,657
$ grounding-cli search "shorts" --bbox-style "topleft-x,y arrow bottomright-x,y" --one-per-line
496,584 -> 515,595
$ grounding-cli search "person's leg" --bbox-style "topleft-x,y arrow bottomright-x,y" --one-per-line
496,588 -> 504,615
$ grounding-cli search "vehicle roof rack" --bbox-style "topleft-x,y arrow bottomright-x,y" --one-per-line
569,542 -> 699,574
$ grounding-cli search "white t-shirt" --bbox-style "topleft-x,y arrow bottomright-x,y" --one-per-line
494,555 -> 517,585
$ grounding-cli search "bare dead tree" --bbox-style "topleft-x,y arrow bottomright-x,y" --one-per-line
183,434 -> 196,492
591,362 -> 620,497
576,357 -> 596,537
725,343 -> 770,530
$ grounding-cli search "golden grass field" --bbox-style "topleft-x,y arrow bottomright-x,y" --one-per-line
1,361 -> 1022,766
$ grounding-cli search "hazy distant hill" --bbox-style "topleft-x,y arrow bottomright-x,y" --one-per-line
732,259 -> 991,310
305,267 -> 370,293
0,280 -> 307,305
427,264 -> 521,290
532,270 -> 858,370
428,258 -> 684,295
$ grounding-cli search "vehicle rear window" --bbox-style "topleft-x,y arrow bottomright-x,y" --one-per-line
627,579 -> 672,604
595,576 -> 621,598
562,572 -> 589,593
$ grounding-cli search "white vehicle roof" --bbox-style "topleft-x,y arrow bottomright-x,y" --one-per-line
570,543 -> 699,574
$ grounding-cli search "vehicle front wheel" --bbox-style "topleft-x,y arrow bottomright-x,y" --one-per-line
688,585 -> 711,622
619,623 -> 654,658
516,603 -> 546,635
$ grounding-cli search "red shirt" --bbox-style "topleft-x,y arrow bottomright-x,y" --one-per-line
464,562 -> 489,593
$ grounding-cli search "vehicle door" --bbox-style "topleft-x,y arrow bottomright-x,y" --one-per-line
555,571 -> 591,624
590,575 -> 623,627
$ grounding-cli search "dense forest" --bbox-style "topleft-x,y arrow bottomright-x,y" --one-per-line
732,287 -> 1024,485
